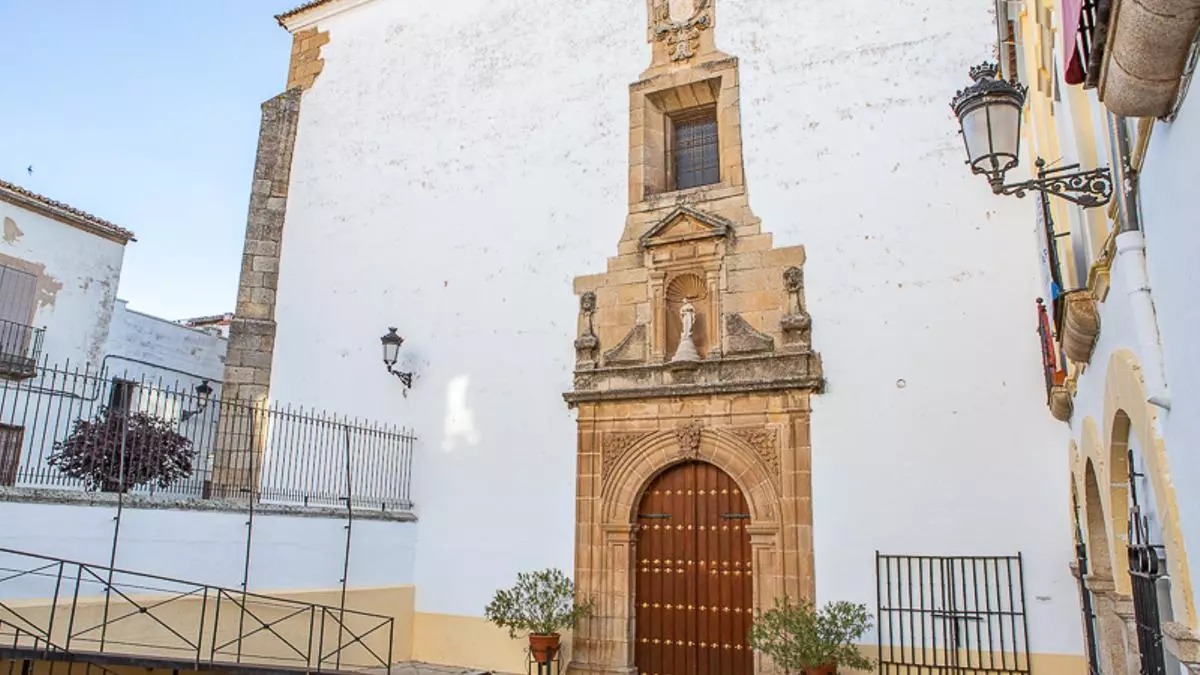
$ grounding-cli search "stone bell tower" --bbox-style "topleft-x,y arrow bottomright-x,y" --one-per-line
564,1 -> 822,673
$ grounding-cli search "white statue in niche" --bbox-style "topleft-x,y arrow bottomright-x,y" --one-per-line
668,0 -> 695,21
671,297 -> 701,363
680,298 -> 696,338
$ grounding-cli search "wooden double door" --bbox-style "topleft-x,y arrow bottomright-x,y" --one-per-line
635,461 -> 753,675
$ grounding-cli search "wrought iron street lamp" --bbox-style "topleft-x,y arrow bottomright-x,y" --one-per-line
951,63 -> 1113,208
380,327 -> 413,390
180,380 -> 214,423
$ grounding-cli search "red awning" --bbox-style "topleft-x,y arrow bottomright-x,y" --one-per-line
1063,0 -> 1087,85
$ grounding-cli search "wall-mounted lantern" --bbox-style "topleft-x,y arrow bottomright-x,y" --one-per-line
950,63 -> 1113,208
180,380 -> 214,422
380,327 -> 414,390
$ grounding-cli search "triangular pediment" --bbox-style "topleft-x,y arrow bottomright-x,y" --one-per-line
639,206 -> 733,249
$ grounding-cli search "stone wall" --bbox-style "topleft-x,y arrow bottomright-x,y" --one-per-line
215,89 -> 301,492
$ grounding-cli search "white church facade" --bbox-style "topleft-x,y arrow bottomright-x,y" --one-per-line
222,0 -> 1089,672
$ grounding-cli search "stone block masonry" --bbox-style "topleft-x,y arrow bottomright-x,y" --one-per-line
214,89 -> 302,494
288,27 -> 330,91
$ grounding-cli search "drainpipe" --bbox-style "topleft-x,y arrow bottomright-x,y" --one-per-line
1108,112 -> 1171,410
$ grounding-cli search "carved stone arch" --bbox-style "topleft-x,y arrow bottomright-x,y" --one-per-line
601,426 -> 781,527
589,423 -> 788,675
1083,456 -> 1115,581
1102,349 -> 1197,626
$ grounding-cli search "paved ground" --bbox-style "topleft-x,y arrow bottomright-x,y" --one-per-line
375,662 -> 513,675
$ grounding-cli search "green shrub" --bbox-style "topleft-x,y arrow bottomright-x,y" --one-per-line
749,597 -> 875,673
484,568 -> 594,638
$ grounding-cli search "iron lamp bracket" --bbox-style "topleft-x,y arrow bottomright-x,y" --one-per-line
991,159 -> 1114,208
386,364 -> 413,391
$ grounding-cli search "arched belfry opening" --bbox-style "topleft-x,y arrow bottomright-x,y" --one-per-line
563,2 -> 821,673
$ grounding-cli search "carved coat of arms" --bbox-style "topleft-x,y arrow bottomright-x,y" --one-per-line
652,0 -> 712,61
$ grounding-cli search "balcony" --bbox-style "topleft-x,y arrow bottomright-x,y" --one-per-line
0,319 -> 43,380
1038,299 -> 1074,422
1066,0 -> 1200,117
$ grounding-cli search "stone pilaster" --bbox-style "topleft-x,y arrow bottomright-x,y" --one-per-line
1088,576 -> 1140,675
213,89 -> 302,495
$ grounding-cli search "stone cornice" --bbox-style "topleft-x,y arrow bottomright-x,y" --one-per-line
564,352 -> 822,406
0,487 -> 416,523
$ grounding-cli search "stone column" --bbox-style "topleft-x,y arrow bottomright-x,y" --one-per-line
212,89 -> 302,498
1089,576 -> 1139,675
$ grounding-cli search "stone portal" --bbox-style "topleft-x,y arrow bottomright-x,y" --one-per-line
564,3 -> 822,672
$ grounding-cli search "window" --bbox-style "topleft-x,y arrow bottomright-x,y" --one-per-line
669,108 -> 720,190
109,379 -> 137,413
0,424 -> 24,486
0,263 -> 37,360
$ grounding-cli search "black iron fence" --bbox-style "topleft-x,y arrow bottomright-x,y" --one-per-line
1075,0 -> 1109,89
876,553 -> 1031,675
0,319 -> 43,381
0,359 -> 415,511
1072,493 -> 1102,675
1129,508 -> 1169,675
0,547 -> 394,673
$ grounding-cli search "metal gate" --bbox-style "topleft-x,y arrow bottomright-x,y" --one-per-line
1072,491 -> 1102,675
1128,446 -> 1169,675
876,553 -> 1031,674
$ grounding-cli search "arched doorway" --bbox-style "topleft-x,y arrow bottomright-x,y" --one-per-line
634,461 -> 753,675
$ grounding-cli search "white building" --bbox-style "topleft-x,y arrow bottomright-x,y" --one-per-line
0,177 -> 415,675
215,0 -> 1088,672
0,179 -> 133,369
993,0 -> 1200,673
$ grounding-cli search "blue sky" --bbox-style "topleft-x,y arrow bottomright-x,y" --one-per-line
0,1 -> 300,320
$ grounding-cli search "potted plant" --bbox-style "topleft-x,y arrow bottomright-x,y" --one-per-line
484,568 -> 593,664
749,597 -> 875,674
48,407 -> 195,493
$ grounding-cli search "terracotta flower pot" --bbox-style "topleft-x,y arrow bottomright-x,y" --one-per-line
529,633 -> 561,664
803,663 -> 837,675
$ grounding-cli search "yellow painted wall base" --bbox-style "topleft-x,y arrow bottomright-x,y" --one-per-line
412,611 -> 566,674
0,585 -> 415,672
409,616 -> 1085,675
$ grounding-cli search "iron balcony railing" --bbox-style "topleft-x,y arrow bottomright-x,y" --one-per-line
1036,299 -> 1067,403
0,319 -> 44,381
0,359 -> 415,511
1076,0 -> 1109,89
0,547 -> 394,673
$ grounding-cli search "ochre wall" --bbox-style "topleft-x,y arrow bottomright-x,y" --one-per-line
0,585 -> 413,672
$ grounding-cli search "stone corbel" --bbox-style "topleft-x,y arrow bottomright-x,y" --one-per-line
1098,0 -> 1200,118
1063,290 -> 1101,364
575,291 -> 600,368
781,266 -> 812,349
1049,384 -> 1074,422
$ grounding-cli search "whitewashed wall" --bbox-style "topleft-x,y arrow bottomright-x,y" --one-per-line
268,0 -> 1081,654
1138,90 -> 1200,603
0,501 -> 416,598
105,299 -> 228,386
0,201 -> 127,366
